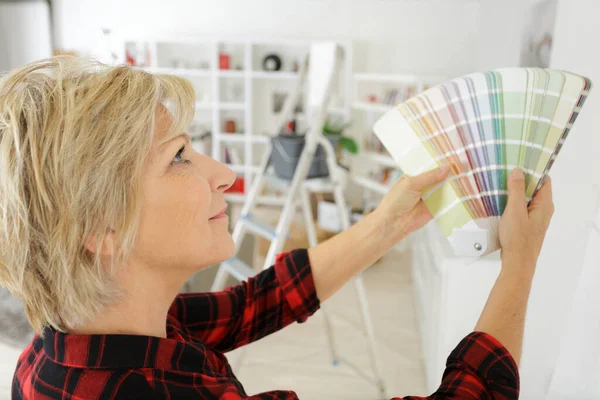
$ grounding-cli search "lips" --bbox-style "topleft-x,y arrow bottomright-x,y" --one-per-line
210,205 -> 228,220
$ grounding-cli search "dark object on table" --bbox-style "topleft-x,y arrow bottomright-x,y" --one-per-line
262,54 -> 282,71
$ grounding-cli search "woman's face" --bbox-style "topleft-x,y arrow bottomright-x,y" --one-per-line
130,107 -> 236,280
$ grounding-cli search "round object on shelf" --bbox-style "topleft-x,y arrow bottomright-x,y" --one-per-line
262,54 -> 282,71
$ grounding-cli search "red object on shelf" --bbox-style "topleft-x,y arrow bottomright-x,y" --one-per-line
367,95 -> 377,103
126,50 -> 136,66
225,176 -> 245,194
219,53 -> 230,70
224,119 -> 237,133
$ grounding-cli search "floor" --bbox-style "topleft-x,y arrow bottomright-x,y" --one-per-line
0,249 -> 426,400
230,248 -> 427,399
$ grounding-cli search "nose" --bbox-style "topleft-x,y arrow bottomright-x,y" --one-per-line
205,156 -> 236,193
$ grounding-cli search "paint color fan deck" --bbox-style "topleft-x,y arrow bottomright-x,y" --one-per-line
374,68 -> 592,259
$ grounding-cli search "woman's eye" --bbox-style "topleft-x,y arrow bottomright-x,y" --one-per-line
172,145 -> 191,164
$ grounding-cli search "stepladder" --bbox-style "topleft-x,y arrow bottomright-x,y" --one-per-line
210,42 -> 387,399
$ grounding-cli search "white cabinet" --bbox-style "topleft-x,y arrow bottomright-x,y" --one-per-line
547,224 -> 600,399
410,222 -> 501,392
413,199 -> 600,396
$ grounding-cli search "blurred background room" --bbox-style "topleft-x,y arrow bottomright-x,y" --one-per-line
1,0 -> 599,399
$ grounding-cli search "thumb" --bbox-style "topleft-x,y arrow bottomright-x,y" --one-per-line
506,168 -> 527,214
407,165 -> 450,193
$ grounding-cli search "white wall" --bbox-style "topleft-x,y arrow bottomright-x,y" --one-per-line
476,0 -> 527,70
522,0 -> 600,398
0,1 -> 52,72
51,0 -> 479,77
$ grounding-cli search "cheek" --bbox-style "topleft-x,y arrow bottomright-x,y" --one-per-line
136,174 -> 213,264
176,177 -> 212,223
169,176 -> 213,244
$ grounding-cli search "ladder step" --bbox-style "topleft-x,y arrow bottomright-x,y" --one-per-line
241,214 -> 279,240
222,257 -> 255,281
303,177 -> 336,192
263,173 -> 337,193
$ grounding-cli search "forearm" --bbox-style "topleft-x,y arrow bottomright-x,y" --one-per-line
474,255 -> 536,365
308,210 -> 402,302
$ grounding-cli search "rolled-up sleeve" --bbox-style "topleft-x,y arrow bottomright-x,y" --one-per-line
394,331 -> 519,400
168,249 -> 320,353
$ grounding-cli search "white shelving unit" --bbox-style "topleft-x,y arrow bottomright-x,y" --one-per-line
122,37 -> 353,205
350,73 -> 444,207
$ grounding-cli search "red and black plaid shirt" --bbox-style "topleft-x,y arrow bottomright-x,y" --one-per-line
13,249 -> 519,399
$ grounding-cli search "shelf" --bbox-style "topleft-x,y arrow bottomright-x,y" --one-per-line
353,73 -> 444,84
217,69 -> 245,78
218,102 -> 245,110
352,176 -> 389,195
217,133 -> 270,143
227,164 -> 246,173
142,67 -> 211,77
218,133 -> 246,143
352,102 -> 393,113
226,164 -> 260,174
252,71 -> 299,80
252,135 -> 270,143
221,134 -> 270,143
362,151 -> 398,168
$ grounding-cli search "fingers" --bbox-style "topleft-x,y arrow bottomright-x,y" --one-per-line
529,176 -> 555,217
405,165 -> 450,193
506,168 -> 527,215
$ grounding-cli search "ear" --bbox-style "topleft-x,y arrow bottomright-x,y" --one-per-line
84,229 -> 116,256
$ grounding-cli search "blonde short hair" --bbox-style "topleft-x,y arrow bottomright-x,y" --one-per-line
0,57 -> 195,334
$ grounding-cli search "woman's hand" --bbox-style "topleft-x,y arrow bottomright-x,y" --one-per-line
475,169 -> 554,365
499,169 -> 554,270
372,166 -> 450,242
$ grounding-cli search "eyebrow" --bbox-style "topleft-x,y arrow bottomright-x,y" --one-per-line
161,133 -> 191,150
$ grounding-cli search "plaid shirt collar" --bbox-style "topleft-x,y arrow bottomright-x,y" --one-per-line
41,324 -> 188,370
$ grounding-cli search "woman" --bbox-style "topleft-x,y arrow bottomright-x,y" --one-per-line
0,57 -> 553,399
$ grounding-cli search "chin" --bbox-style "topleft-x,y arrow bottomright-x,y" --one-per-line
221,234 -> 236,260
207,233 -> 236,266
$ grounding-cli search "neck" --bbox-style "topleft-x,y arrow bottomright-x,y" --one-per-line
70,261 -> 186,338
